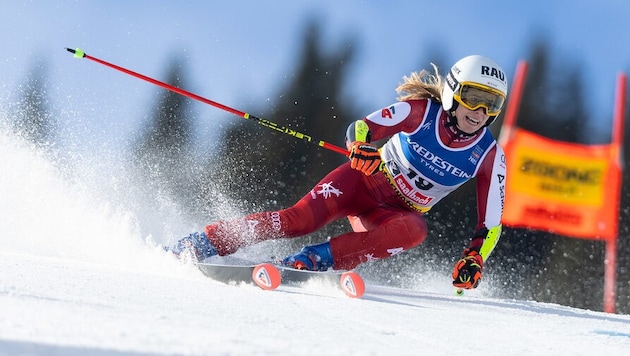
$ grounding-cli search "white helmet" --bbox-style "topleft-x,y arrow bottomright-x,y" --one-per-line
442,55 -> 508,124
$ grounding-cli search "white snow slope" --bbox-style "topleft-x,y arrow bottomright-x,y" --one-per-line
1,127 -> 630,356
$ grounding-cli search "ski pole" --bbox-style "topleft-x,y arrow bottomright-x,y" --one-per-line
65,47 -> 350,156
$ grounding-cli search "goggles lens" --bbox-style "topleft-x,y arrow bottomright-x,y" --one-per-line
455,83 -> 505,116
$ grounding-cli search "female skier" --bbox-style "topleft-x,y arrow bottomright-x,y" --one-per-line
167,54 -> 508,290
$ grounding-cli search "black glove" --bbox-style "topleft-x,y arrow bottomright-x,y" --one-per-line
348,141 -> 381,176
452,248 -> 484,289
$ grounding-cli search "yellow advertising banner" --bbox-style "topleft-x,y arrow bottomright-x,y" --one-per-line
502,129 -> 620,240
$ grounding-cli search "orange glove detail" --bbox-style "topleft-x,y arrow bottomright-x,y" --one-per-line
452,249 -> 484,289
348,141 -> 381,176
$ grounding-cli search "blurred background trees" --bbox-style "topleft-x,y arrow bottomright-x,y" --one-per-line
10,19 -> 629,313
13,60 -> 54,147
208,21 -> 357,211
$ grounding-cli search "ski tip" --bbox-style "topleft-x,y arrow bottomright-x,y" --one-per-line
339,271 -> 365,299
455,288 -> 465,296
252,263 -> 282,290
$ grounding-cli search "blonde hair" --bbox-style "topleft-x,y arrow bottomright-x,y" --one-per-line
396,63 -> 444,102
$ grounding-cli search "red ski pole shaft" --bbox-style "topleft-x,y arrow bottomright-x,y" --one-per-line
65,47 -> 350,156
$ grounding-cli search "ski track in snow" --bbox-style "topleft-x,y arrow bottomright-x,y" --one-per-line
2,249 -> 630,355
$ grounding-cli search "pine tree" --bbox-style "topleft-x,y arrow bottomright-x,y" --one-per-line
15,60 -> 53,146
133,56 -> 198,215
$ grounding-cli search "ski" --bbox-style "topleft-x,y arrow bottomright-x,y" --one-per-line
276,265 -> 365,299
196,262 -> 365,298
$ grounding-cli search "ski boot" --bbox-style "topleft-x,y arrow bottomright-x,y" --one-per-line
282,241 -> 333,271
165,231 -> 218,262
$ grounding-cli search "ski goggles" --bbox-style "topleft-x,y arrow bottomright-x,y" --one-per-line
453,82 -> 506,116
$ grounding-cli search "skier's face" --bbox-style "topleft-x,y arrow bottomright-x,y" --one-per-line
454,105 -> 490,134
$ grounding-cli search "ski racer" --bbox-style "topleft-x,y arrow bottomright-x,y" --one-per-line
167,55 -> 508,290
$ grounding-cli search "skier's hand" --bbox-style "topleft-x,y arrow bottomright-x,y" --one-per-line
349,141 -> 381,176
452,248 -> 484,289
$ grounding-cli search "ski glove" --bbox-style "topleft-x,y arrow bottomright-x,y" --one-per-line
349,141 -> 382,176
452,248 -> 484,289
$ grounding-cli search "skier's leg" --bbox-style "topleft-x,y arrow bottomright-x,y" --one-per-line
204,162 -> 380,256
330,207 -> 428,270
281,207 -> 427,270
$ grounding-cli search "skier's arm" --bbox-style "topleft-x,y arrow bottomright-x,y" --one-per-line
471,143 -> 506,261
345,100 -> 429,145
453,144 -> 506,289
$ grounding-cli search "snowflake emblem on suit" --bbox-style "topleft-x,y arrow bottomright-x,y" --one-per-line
313,181 -> 343,199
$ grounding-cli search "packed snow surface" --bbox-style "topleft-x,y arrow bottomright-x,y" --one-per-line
1,127 -> 629,356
